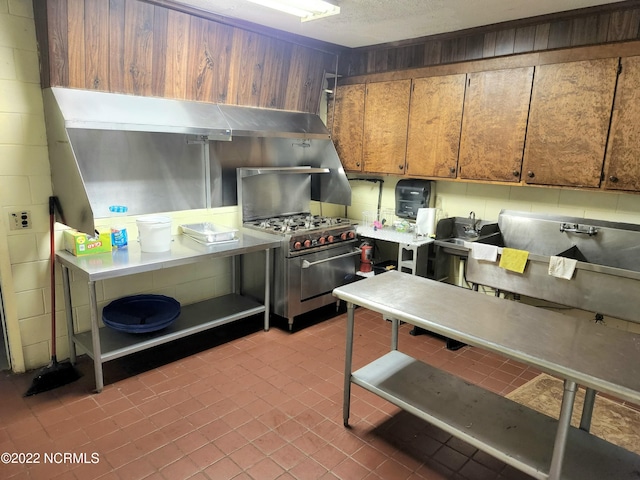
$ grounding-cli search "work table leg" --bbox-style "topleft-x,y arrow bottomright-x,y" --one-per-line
343,302 -> 356,427
548,379 -> 577,479
88,281 -> 104,393
579,387 -> 596,432
390,317 -> 399,350
264,249 -> 271,331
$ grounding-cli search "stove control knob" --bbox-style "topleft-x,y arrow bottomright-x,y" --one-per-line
318,237 -> 326,245
340,232 -> 348,241
327,235 -> 335,243
347,231 -> 355,239
293,241 -> 302,250
304,239 -> 312,248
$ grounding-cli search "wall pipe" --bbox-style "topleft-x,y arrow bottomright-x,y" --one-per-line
348,178 -> 385,219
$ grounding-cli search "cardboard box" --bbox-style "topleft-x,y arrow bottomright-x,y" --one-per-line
63,230 -> 112,256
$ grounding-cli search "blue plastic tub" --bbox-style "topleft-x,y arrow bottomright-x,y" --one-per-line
102,294 -> 180,333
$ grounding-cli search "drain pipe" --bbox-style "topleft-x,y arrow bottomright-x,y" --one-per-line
347,178 -> 385,219
348,178 -> 385,271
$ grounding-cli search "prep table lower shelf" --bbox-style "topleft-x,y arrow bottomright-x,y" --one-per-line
353,350 -> 640,480
73,294 -> 265,362
57,231 -> 281,392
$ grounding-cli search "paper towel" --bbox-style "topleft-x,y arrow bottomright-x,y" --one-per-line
416,208 -> 437,236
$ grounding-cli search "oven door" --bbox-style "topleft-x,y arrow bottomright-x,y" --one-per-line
290,243 -> 360,302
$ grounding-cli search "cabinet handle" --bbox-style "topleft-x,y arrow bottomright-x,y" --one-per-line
399,164 -> 404,170
356,162 -> 360,167
527,171 -> 535,178
449,167 -> 456,174
609,175 -> 619,183
513,170 -> 520,177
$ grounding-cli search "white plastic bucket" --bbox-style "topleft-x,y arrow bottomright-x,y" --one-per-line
136,216 -> 172,252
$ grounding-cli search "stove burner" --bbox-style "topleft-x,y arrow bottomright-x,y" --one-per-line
244,213 -> 356,253
248,214 -> 352,234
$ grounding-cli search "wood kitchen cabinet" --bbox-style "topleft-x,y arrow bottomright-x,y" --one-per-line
362,79 -> 412,175
458,67 -> 533,182
603,56 -> 640,192
331,83 -> 365,171
406,74 -> 466,178
522,58 -> 618,188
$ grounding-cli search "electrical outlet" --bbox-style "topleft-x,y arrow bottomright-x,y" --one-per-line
9,211 -> 31,230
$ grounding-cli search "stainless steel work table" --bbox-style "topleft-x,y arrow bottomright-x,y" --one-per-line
333,271 -> 640,480
57,231 -> 281,392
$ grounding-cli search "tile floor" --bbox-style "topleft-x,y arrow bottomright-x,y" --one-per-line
0,305 -> 544,480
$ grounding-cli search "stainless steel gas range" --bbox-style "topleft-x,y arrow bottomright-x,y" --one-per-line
244,214 -> 356,253
238,168 -> 359,330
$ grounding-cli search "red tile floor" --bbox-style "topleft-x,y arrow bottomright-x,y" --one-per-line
0,305 -> 542,480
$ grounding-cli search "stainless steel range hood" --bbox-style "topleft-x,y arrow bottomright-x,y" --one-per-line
45,87 -> 233,140
43,87 -> 351,234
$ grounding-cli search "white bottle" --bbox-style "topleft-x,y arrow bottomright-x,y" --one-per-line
109,205 -> 128,249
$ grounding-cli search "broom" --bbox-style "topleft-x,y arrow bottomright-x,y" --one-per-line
24,197 -> 80,396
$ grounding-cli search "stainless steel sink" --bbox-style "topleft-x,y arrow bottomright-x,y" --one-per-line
441,238 -> 468,246
434,237 -> 472,255
434,217 -> 499,256
465,210 -> 640,324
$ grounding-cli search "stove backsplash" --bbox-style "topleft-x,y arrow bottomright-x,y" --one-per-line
214,137 -> 352,210
238,172 -> 312,222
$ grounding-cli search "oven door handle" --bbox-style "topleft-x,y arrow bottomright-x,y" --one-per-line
301,248 -> 362,268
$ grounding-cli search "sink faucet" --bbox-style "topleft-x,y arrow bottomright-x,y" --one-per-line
465,211 -> 480,235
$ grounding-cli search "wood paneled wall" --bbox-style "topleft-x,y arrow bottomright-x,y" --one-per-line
33,0 -> 337,113
33,0 -> 640,111
340,1 -> 640,76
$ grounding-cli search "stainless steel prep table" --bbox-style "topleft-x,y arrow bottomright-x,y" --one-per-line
57,231 -> 281,392
333,271 -> 640,480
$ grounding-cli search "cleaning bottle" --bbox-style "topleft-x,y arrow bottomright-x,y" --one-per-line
109,205 -> 128,249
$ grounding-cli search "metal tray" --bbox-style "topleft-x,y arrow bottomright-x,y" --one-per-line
179,223 -> 238,244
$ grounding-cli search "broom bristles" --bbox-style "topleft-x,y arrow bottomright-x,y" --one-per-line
24,358 -> 81,397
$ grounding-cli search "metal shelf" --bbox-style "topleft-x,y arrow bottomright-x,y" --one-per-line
60,231 -> 278,392
74,294 -> 265,362
353,350 -> 640,480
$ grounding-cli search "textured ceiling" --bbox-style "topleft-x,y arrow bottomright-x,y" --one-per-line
170,0 -> 627,48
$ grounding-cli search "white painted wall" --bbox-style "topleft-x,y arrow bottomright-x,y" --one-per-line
0,0 -> 240,372
0,0 -> 46,372
346,175 -> 640,334
347,176 -> 640,226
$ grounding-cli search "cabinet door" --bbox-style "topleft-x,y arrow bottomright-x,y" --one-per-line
603,56 -> 640,192
458,67 -> 533,182
522,58 -> 618,188
406,75 -> 466,178
331,83 -> 365,172
363,79 -> 411,175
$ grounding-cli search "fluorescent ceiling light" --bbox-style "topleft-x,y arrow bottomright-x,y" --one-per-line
246,0 -> 340,22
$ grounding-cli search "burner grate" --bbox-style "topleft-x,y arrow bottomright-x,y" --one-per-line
246,214 -> 352,234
